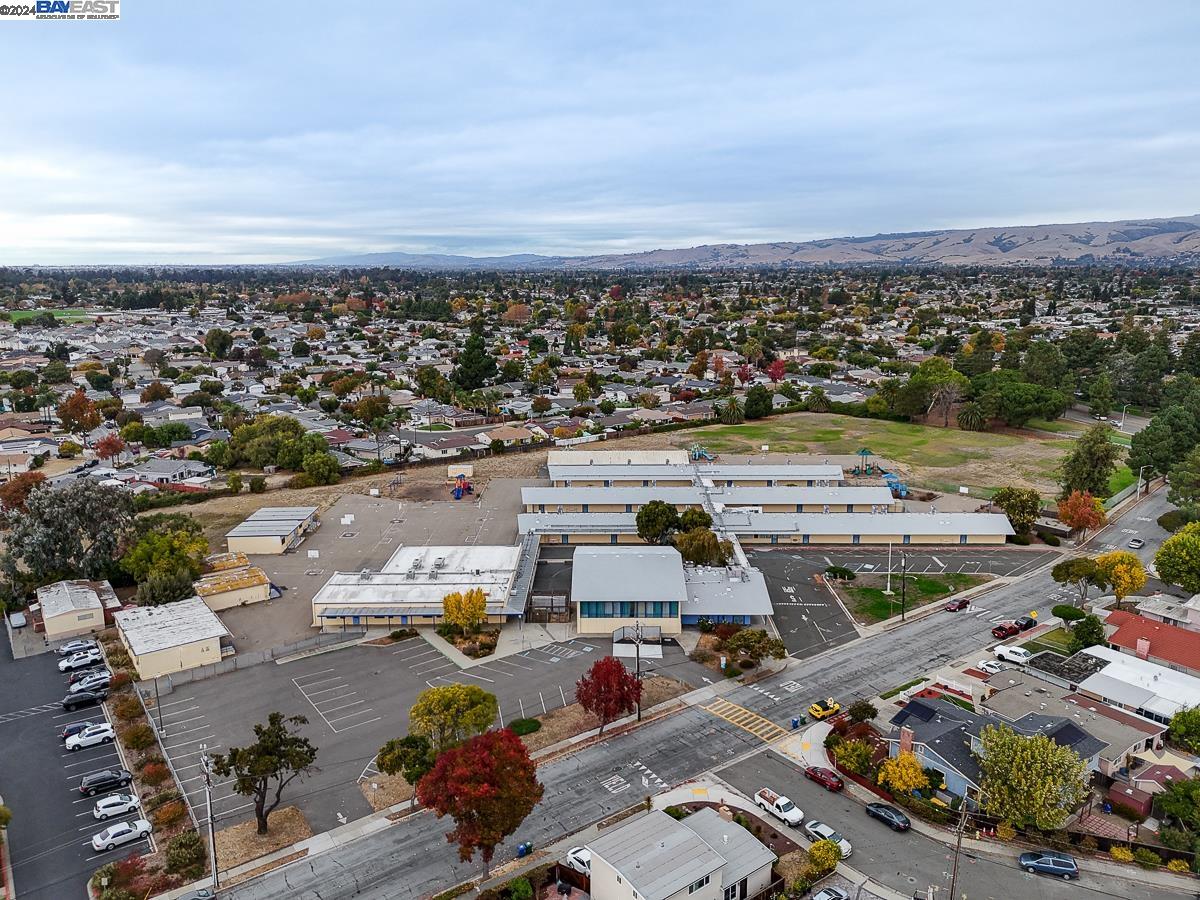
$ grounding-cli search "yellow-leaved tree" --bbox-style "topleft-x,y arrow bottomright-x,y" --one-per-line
1094,550 -> 1147,601
408,683 -> 497,753
877,750 -> 930,795
442,587 -> 487,634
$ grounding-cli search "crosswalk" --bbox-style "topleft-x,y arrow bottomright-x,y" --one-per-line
702,698 -> 788,743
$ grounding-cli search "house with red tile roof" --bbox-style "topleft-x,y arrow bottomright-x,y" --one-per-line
1101,609 -> 1200,677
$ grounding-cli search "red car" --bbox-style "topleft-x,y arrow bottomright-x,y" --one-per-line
991,621 -> 1020,639
945,597 -> 969,612
804,766 -> 845,792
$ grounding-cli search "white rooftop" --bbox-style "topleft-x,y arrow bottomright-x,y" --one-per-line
35,580 -> 110,619
1079,645 -> 1200,719
115,596 -> 230,656
572,546 -> 687,604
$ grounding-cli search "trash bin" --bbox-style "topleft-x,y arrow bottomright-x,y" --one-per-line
791,717 -> 800,729
517,842 -> 528,858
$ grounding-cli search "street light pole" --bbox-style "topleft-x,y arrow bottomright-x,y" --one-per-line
201,746 -> 218,891
900,553 -> 907,621
883,542 -> 893,596
1120,403 -> 1130,430
634,620 -> 643,722
1136,464 -> 1152,498
947,799 -> 970,900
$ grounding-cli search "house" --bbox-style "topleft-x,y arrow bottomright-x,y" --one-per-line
0,453 -> 33,480
226,506 -> 320,555
476,424 -> 535,448
1074,645 -> 1200,725
129,458 -> 215,485
1100,609 -> 1200,677
30,580 -> 120,642
586,808 -> 776,900
407,432 -> 482,460
1131,593 -> 1200,635
114,596 -> 231,679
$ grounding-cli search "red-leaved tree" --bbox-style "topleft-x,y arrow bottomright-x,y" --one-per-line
1057,489 -> 1107,539
57,389 -> 100,436
736,364 -> 754,386
767,359 -> 787,384
0,470 -> 46,512
95,434 -> 127,464
575,656 -> 642,735
416,728 -> 543,877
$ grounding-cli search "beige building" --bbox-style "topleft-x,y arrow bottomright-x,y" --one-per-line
225,506 -> 319,555
114,596 -> 231,680
33,580 -> 119,642
194,565 -> 270,611
573,546 -> 686,636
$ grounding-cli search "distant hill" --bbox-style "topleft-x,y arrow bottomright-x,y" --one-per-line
296,215 -> 1200,269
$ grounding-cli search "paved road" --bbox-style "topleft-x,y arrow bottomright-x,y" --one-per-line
1063,405 -> 1150,435
719,752 -> 1176,900
1089,487 -> 1173,570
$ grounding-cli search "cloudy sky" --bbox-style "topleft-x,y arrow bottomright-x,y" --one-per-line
4,2 -> 1200,263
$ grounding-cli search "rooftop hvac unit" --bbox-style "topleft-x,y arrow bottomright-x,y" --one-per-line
359,569 -> 371,582
405,570 -> 416,580
429,569 -> 438,579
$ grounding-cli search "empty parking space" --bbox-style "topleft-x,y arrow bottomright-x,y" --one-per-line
293,667 -> 383,734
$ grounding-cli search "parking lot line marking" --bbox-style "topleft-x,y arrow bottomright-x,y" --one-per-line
160,734 -> 216,750
320,699 -> 366,714
295,675 -> 344,689
313,692 -> 358,708
157,722 -> 213,739
159,704 -> 200,718
490,657 -> 533,671
159,713 -> 204,727
154,695 -> 198,708
292,668 -> 337,682
395,646 -> 439,661
303,683 -> 352,697
559,685 -> 568,706
449,670 -> 494,683
473,666 -> 512,678
170,744 -> 220,760
419,662 -> 455,675
332,716 -> 382,733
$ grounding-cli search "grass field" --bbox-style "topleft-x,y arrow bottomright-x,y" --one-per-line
6,309 -> 92,322
1107,465 -> 1136,497
1022,626 -> 1076,656
837,572 -> 990,624
1026,418 -> 1085,434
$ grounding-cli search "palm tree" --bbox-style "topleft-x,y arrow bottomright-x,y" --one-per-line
806,387 -> 830,413
718,397 -> 745,425
957,401 -> 987,432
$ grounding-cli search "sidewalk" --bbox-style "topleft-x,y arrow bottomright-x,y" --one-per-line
773,721 -> 832,768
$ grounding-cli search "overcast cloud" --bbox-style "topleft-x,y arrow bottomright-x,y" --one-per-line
2,1 -> 1199,263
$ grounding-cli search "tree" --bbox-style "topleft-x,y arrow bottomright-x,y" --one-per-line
139,381 -> 172,402
57,389 -> 100,435
1155,775 -> 1200,835
847,699 -> 878,724
203,328 -> 233,360
122,523 -> 208,583
575,656 -> 642,735
1089,372 -> 1114,417
452,331 -> 497,390
979,724 -> 1089,830
674,527 -> 730,566
806,839 -> 842,875
376,734 -> 435,784
443,587 -> 487,634
992,487 -> 1041,536
636,500 -> 680,545
135,565 -> 196,606
1057,490 -> 1107,538
416,728 -> 543,877
409,684 -> 497,753
877,751 -> 929,795
744,384 -> 772,420
1094,550 -> 1147,600
929,380 -> 964,427
1168,445 -> 1200,510
212,713 -> 317,835
956,401 -> 987,432
0,471 -> 46,512
767,359 -> 787,384
1069,614 -> 1106,652
1155,523 -> 1200,594
530,396 -> 551,415
1168,708 -> 1200,755
1021,341 -> 1068,389
805,386 -> 831,413
722,628 -> 786,662
1,481 -> 133,583
227,472 -> 243,494
290,339 -> 311,357
957,329 -> 997,376
1050,557 -> 1102,605
832,738 -> 872,775
302,452 -> 341,486
1060,425 -> 1121,498
679,508 -> 713,531
95,434 -> 126,464
717,396 -> 744,424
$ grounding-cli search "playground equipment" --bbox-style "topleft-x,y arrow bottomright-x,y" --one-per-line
451,473 -> 474,500
690,444 -> 716,461
852,447 -> 877,477
883,472 -> 908,498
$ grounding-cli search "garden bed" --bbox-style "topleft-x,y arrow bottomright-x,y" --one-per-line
519,676 -> 690,753
213,806 -> 312,872
359,772 -> 415,811
832,573 -> 991,624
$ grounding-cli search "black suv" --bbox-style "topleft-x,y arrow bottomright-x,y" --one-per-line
865,802 -> 911,831
62,688 -> 109,712
80,769 -> 132,796
60,720 -> 96,741
1015,615 -> 1038,631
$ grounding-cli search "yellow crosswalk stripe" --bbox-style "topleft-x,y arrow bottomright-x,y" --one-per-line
702,699 -> 788,743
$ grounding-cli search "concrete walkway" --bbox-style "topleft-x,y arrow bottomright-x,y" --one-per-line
773,720 -> 833,768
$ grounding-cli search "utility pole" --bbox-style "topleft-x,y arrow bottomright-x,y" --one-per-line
883,542 -> 893,596
947,796 -> 970,900
201,746 -> 218,891
900,553 -> 907,621
154,678 -> 165,737
634,620 -> 643,722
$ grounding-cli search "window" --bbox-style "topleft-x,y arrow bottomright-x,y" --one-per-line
77,612 -> 95,621
959,534 -> 968,544
689,874 -> 710,894
852,534 -> 860,544
724,886 -> 737,900
903,534 -> 911,544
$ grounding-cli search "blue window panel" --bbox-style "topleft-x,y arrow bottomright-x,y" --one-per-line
582,503 -> 589,513
960,534 -> 968,544
802,534 -> 810,544
852,534 -> 861,545
847,504 -> 854,513
771,535 -> 778,545
625,504 -> 633,513
561,534 -> 568,544
903,534 -> 911,544
796,504 -> 803,513
610,534 -> 618,544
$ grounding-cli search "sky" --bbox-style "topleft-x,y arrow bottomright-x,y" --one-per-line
3,1 -> 1200,264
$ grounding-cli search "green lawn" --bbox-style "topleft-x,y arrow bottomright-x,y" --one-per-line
7,308 -> 92,322
1022,626 -> 1075,656
1107,465 -> 1136,497
839,573 -> 990,624
1026,418 -> 1084,434
416,423 -> 452,432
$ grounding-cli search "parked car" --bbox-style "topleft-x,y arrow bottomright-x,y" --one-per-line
68,666 -> 111,686
976,659 -> 1004,675
755,788 -> 804,825
564,846 -> 591,875
944,597 -> 969,612
177,891 -> 215,900
1128,538 -> 1145,549
1018,850 -> 1079,880
91,818 -> 151,852
990,622 -> 1020,639
62,688 -> 108,712
811,889 -> 849,900
994,645 -> 1033,665
1014,615 -> 1037,631
61,720 -> 96,741
66,722 -> 116,751
80,769 -> 132,796
804,766 -> 844,792
56,639 -> 98,656
93,793 -> 139,820
58,649 -> 103,672
808,698 -> 841,720
865,802 -> 911,831
69,671 -> 112,694
803,819 -> 853,858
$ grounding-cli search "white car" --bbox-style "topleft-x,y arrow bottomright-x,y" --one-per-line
994,645 -> 1032,665
69,672 -> 112,694
59,648 -> 103,672
93,793 -> 139,820
57,639 -> 98,656
91,818 -> 151,852
66,722 -> 116,751
977,659 -> 1003,675
564,846 -> 591,875
804,819 -> 853,858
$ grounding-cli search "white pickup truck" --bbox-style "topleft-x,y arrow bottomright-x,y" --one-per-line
754,788 -> 803,825
994,645 -> 1032,665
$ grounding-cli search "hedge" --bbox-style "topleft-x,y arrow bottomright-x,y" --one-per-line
509,718 -> 542,736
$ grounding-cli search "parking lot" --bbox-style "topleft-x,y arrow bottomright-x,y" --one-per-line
153,634 -> 709,835
749,548 -> 1060,658
0,646 -> 150,900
